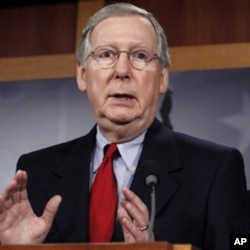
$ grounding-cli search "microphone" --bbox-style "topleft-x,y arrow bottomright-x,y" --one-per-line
142,160 -> 159,242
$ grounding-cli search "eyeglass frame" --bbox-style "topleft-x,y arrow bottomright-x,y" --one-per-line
87,45 -> 159,70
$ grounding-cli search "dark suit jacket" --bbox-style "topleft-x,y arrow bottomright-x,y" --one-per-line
17,119 -> 250,250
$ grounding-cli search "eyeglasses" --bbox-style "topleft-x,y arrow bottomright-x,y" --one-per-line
87,45 -> 158,70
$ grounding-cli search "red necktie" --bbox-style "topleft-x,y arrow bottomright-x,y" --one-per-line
89,143 -> 118,242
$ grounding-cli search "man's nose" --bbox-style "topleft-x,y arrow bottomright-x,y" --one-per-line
114,51 -> 131,77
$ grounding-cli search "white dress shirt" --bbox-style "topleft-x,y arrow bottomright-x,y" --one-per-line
90,126 -> 146,203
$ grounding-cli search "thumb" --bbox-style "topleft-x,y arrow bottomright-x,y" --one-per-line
41,195 -> 62,226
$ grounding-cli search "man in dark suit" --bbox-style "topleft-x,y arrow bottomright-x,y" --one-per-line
0,3 -> 249,249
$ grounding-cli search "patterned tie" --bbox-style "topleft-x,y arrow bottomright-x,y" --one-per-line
89,143 -> 118,242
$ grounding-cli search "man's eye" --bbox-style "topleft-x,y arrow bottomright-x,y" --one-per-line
99,50 -> 115,58
133,51 -> 149,60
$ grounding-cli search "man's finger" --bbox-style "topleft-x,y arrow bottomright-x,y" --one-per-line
41,195 -> 62,226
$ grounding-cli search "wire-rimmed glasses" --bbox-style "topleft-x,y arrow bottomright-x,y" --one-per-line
87,45 -> 158,70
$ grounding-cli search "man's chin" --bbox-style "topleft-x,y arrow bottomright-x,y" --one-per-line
100,113 -> 139,127
110,118 -> 132,125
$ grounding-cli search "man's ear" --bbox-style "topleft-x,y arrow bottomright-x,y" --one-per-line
76,63 -> 87,92
159,67 -> 169,94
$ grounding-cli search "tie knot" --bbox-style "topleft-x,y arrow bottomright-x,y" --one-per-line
104,143 -> 118,159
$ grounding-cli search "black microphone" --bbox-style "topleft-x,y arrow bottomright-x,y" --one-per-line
142,160 -> 159,242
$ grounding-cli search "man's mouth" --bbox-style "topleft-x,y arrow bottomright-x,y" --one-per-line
112,93 -> 135,100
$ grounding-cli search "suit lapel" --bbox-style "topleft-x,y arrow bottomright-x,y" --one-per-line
44,126 -> 96,242
114,119 -> 182,241
131,119 -> 182,216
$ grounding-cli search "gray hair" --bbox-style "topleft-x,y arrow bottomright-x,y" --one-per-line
76,3 -> 171,67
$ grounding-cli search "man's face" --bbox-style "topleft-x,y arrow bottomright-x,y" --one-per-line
77,15 -> 168,142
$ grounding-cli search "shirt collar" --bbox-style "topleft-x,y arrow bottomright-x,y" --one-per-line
95,126 -> 146,173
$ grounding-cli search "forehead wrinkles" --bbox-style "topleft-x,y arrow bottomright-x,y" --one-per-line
89,16 -> 158,49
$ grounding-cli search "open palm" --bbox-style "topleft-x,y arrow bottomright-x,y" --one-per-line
0,170 -> 61,244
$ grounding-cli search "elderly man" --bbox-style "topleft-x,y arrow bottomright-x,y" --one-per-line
0,3 -> 249,250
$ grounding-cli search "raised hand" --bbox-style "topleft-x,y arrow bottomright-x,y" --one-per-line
117,187 -> 153,242
0,170 -> 61,244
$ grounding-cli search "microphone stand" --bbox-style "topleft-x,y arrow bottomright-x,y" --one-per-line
148,184 -> 156,242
